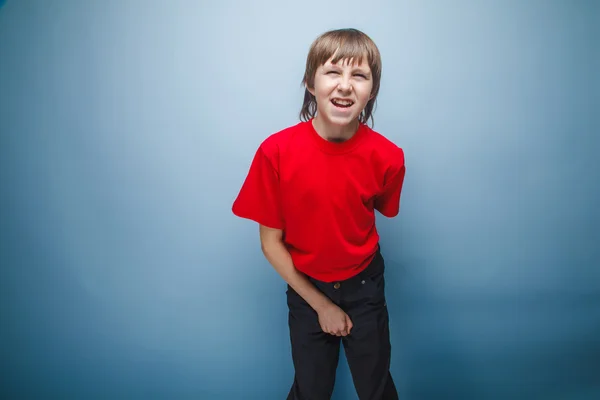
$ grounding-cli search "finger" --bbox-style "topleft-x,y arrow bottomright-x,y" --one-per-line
346,316 -> 353,335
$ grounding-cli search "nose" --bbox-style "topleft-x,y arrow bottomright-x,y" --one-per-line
337,74 -> 352,93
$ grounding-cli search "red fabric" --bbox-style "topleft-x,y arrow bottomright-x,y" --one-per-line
232,120 -> 405,282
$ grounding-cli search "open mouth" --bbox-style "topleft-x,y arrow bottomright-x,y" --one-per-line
331,98 -> 354,109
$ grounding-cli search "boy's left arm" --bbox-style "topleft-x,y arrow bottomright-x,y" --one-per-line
374,149 -> 405,218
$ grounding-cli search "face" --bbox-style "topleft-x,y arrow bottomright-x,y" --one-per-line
308,55 -> 374,128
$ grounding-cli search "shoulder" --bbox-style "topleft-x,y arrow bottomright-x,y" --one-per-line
258,121 -> 306,158
249,121 -> 307,172
363,125 -> 405,169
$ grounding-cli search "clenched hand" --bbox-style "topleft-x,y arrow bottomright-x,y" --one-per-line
318,303 -> 353,336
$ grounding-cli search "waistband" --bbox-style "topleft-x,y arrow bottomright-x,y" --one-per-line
308,245 -> 384,289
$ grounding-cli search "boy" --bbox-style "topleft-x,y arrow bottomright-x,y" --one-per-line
232,28 -> 405,400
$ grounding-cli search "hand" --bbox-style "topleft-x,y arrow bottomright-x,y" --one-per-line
317,303 -> 353,336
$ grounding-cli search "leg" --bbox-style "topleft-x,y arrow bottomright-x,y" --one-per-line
342,252 -> 398,400
286,285 -> 340,400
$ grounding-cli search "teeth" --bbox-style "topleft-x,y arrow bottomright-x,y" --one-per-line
332,99 -> 353,106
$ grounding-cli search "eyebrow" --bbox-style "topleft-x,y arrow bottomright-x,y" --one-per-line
354,68 -> 371,75
327,64 -> 371,76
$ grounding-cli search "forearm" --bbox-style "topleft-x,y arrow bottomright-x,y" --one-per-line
261,240 -> 332,313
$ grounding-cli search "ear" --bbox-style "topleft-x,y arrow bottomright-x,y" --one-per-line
306,84 -> 315,97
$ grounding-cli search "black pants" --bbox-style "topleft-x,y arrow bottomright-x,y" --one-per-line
286,247 -> 398,400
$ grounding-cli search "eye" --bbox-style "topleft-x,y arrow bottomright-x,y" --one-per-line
327,70 -> 340,75
354,73 -> 368,79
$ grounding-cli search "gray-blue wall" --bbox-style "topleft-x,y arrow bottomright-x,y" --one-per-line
1,1 -> 598,399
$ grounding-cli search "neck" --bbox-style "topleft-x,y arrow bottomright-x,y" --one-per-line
312,115 -> 360,142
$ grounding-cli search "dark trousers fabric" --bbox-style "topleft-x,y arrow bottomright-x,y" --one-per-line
286,247 -> 398,400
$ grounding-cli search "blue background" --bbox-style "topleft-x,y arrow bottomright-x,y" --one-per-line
1,1 -> 598,399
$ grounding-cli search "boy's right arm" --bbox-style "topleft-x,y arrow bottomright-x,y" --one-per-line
259,224 -> 353,336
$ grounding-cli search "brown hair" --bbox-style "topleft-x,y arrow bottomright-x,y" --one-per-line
300,28 -> 382,127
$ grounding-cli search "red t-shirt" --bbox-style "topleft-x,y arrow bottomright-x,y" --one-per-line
232,119 -> 405,282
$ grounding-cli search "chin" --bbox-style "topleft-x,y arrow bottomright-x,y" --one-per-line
325,113 -> 360,127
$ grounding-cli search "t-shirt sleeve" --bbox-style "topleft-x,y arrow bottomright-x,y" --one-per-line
232,145 -> 284,229
374,149 -> 406,218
